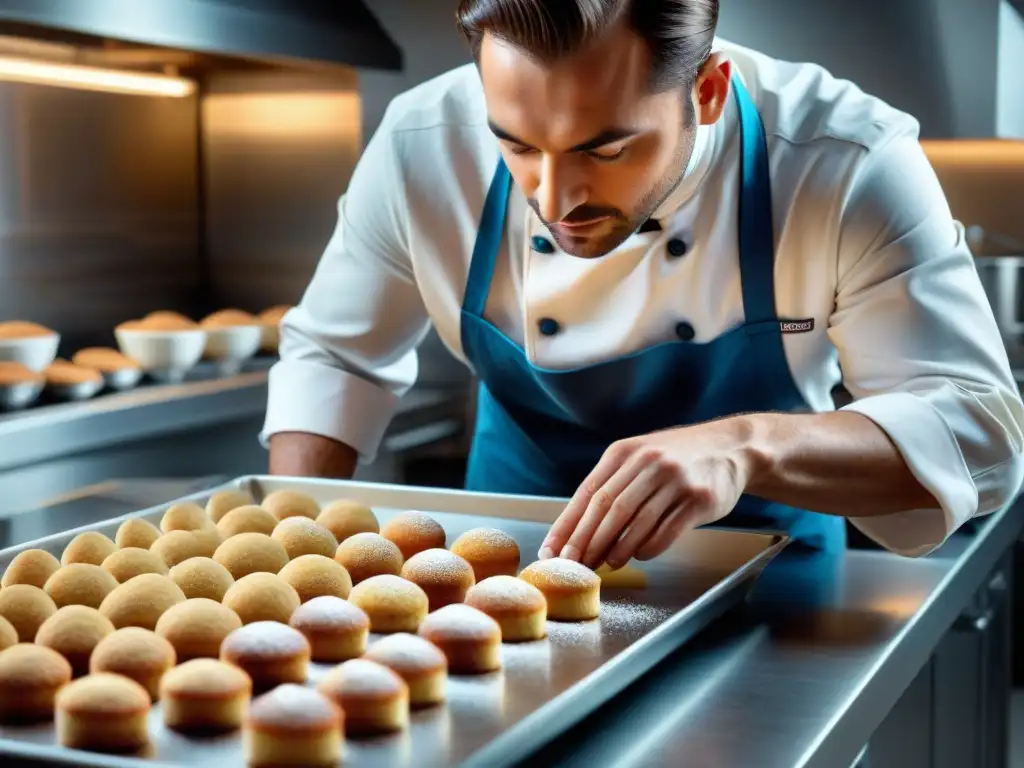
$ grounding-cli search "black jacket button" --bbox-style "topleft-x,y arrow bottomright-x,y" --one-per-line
539,318 -> 560,336
675,321 -> 696,341
667,238 -> 688,258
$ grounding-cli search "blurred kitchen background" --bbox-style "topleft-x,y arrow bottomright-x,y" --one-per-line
0,0 -> 1019,765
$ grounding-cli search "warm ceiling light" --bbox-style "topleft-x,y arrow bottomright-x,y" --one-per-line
0,55 -> 194,97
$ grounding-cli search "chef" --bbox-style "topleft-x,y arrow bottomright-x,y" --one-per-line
263,0 -> 1024,563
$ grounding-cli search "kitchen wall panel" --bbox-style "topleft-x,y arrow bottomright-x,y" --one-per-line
0,83 -> 201,351
201,70 -> 362,313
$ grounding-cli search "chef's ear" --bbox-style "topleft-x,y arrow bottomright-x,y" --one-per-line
694,53 -> 732,126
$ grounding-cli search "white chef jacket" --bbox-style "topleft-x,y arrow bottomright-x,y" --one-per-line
263,38 -> 1024,557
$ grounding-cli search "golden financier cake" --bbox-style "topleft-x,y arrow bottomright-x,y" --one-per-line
317,658 -> 408,736
101,547 -> 169,582
90,627 -> 176,701
0,643 -> 72,723
348,574 -> 428,634
168,556 -> 235,601
278,554 -> 352,603
214,533 -> 290,580
272,517 -> 338,560
400,548 -> 475,610
161,658 -> 252,734
99,573 -> 187,630
465,575 -> 547,642
56,673 -> 151,753
61,531 -> 118,567
35,605 -> 116,676
363,632 -> 447,708
519,558 -> 601,621
151,529 -> 208,568
334,532 -> 403,585
451,527 -> 522,581
71,347 -> 138,373
380,511 -> 446,560
289,596 -> 369,663
216,505 -> 278,538
206,489 -> 254,524
0,616 -> 16,652
221,621 -> 310,691
0,584 -> 57,641
160,501 -> 209,533
317,499 -> 379,542
222,572 -> 301,625
0,320 -> 53,338
1,548 -> 61,589
244,684 -> 342,768
155,598 -> 243,660
418,604 -> 502,674
115,518 -> 161,550
44,563 -> 119,609
262,490 -> 320,522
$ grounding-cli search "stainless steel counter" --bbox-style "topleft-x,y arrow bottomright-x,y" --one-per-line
525,500 -> 1023,768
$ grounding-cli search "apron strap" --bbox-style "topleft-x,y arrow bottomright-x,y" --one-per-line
734,77 -> 778,325
462,159 -> 513,319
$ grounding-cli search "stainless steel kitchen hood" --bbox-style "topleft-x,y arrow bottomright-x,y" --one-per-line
0,0 -> 402,71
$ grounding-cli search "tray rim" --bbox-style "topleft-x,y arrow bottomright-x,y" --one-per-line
0,475 -> 790,768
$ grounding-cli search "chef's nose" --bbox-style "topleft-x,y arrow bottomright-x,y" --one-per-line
535,154 -> 586,225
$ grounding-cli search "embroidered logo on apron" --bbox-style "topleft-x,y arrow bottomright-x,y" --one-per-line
780,319 -> 815,334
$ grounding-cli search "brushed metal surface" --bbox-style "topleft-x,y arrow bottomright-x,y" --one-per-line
0,477 -> 787,768
201,70 -> 361,313
0,80 -> 201,353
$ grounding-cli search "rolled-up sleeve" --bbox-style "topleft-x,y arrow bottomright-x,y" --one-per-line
261,108 -> 431,463
830,135 -> 1024,556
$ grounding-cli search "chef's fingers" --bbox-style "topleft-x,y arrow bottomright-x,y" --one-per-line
539,442 -> 634,559
555,451 -> 648,563
633,502 -> 705,561
601,484 -> 681,570
580,462 -> 666,568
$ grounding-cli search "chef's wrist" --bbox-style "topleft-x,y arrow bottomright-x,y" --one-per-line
722,412 -> 778,494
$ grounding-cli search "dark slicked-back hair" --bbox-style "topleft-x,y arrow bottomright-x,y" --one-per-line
456,0 -> 719,92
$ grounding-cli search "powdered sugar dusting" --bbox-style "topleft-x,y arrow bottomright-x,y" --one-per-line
249,683 -> 338,728
465,575 -> 544,613
336,533 -> 402,568
222,621 -> 309,658
364,632 -> 446,672
326,658 -> 405,697
401,549 -> 473,585
383,511 -> 443,538
520,558 -> 599,589
290,596 -> 368,631
419,604 -> 500,641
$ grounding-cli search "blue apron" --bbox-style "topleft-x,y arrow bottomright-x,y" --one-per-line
459,79 -> 845,553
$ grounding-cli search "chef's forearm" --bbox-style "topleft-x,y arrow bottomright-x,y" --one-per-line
738,411 -> 939,517
268,432 -> 359,480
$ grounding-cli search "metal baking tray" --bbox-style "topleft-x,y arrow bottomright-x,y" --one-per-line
0,475 -> 789,768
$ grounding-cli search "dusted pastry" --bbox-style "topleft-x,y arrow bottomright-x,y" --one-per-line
167,556 -> 235,601
221,621 -> 311,691
450,528 -> 521,581
44,564 -> 119,609
400,548 -> 475,609
244,684 -> 342,767
464,575 -> 547,642
380,511 -> 446,560
418,604 -> 502,674
348,574 -> 428,634
35,605 -> 116,676
334,532 -> 403,585
1,548 -> 61,589
519,558 -> 600,621
89,627 -> 176,701
0,643 -> 72,723
363,632 -> 447,708
161,658 -> 252,734
278,554 -> 352,603
289,596 -> 370,663
222,572 -> 301,625
317,658 -> 408,736
61,531 -> 117,567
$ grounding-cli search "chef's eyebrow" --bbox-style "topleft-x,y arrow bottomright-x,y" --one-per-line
488,121 -> 639,152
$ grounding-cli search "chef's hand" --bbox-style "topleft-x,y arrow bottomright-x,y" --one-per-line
538,419 -> 755,570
